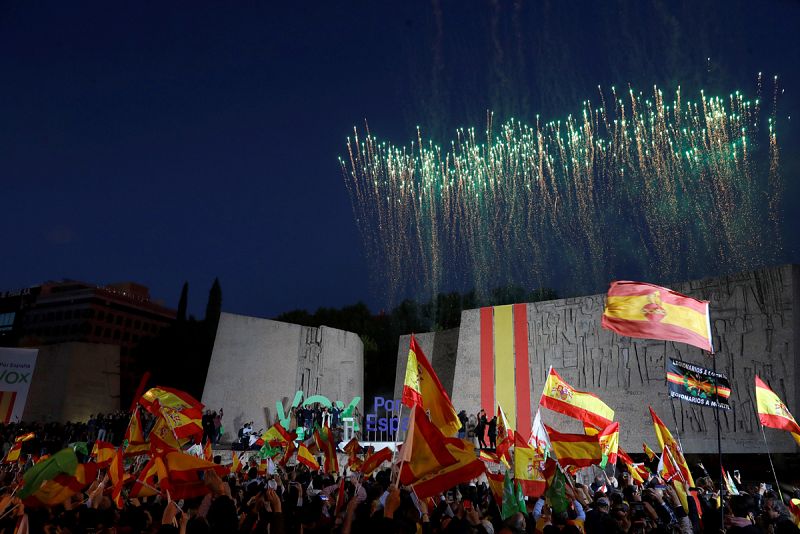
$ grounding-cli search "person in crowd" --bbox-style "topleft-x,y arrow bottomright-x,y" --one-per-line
476,409 -> 487,449
213,408 -> 223,444
458,410 -> 468,439
487,415 -> 498,450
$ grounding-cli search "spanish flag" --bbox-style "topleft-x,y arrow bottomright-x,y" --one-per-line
162,451 -> 230,500
129,456 -> 168,498
140,386 -> 204,439
124,408 -> 149,456
313,424 -> 339,474
279,439 -> 296,467
658,445 -> 691,512
150,417 -> 183,451
357,447 -> 392,477
402,335 -> 460,437
486,471 -> 504,505
514,441 -> 549,496
109,448 -> 125,509
602,281 -> 713,353
755,375 -> 800,446
649,406 -> 694,487
545,425 -> 602,468
231,452 -> 242,473
643,442 -> 657,461
297,443 -> 320,471
203,440 -> 213,462
15,432 -> 35,443
4,442 -> 22,463
598,422 -> 619,468
262,422 -> 295,446
495,404 -> 514,459
22,462 -> 99,508
407,437 -> 485,499
399,405 -> 459,485
540,367 -> 614,429
91,440 -> 116,468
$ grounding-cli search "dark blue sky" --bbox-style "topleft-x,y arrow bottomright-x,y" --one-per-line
2,1 -> 798,318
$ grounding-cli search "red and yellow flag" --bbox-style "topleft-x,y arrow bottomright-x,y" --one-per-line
297,443 -> 320,471
313,424 -> 339,474
402,335 -> 460,437
602,281 -> 713,352
231,452 -> 242,473
357,447 -> 392,477
4,442 -> 22,464
755,376 -> 800,446
649,407 -> 694,487
399,406 -> 459,485
540,367 -> 614,429
130,456 -> 168,498
408,437 -> 485,499
124,408 -> 149,456
514,441 -> 549,496
496,404 -> 514,459
150,417 -> 183,452
598,422 -> 619,468
643,442 -> 656,461
546,425 -> 602,468
22,463 -> 99,508
91,440 -> 116,468
262,422 -> 295,446
162,451 -> 229,500
486,471 -> 504,505
279,439 -> 296,467
15,432 -> 35,443
203,440 -> 213,462
109,448 -> 125,509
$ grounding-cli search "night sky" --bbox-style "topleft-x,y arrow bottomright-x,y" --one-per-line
2,1 -> 798,318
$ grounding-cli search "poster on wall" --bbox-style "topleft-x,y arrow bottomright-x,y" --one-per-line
0,348 -> 38,423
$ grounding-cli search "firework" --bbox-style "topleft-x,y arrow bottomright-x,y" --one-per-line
341,83 -> 781,305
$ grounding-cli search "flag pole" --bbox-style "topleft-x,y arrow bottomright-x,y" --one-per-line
759,423 -> 783,501
711,353 -> 724,530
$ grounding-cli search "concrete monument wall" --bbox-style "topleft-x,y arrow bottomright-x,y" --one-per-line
202,312 -> 364,441
410,265 -> 799,454
24,342 -> 120,422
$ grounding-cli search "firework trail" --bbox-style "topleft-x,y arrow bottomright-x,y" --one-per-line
341,84 -> 782,305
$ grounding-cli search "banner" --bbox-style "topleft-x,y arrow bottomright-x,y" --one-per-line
0,348 -> 38,423
666,359 -> 731,410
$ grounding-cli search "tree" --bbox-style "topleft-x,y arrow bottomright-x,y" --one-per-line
205,278 -> 222,332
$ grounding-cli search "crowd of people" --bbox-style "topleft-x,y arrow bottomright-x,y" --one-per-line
0,444 -> 796,534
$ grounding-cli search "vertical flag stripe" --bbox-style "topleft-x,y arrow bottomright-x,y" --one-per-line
0,392 -> 16,424
513,304 -> 532,433
479,307 -> 495,412
494,305 -> 516,428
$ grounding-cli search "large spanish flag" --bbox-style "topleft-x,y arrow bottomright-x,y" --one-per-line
399,405 -> 459,485
262,422 -> 295,446
402,335 -> 460,437
540,367 -> 614,429
755,376 -> 800,446
477,304 -> 533,433
545,425 -> 602,468
602,281 -> 713,352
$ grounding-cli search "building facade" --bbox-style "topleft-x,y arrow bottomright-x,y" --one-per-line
395,265 -> 800,454
202,312 -> 364,441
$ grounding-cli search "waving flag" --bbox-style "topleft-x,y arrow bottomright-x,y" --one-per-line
91,441 -> 116,468
598,423 -> 619,468
357,447 -> 392,477
297,443 -> 320,471
262,422 -> 295,446
649,407 -> 694,486
602,281 -> 713,352
546,425 -> 602,468
402,335 -> 460,437
130,456 -> 168,498
643,442 -> 657,461
486,471 -> 504,505
162,451 -> 229,499
755,376 -> 800,446
124,408 -> 149,456
313,424 -> 339,474
495,404 -> 514,459
540,367 -> 614,429
514,440 -> 549,496
22,462 -> 98,508
667,359 -> 731,409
